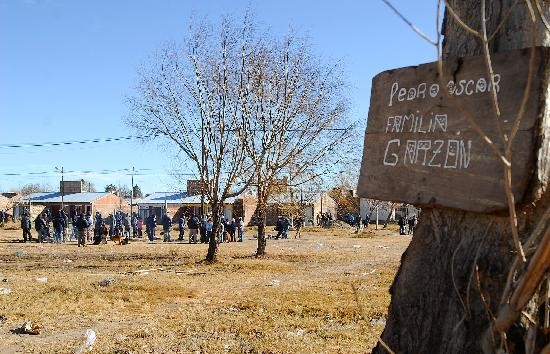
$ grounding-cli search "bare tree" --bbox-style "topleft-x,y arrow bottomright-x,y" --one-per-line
81,180 -> 96,192
126,16 -> 257,262
17,183 -> 50,196
233,29 -> 354,255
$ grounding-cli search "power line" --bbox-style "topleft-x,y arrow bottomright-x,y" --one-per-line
0,126 -> 354,150
0,135 -> 150,150
0,168 -> 155,177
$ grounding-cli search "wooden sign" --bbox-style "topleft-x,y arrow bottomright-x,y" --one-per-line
357,47 -> 547,213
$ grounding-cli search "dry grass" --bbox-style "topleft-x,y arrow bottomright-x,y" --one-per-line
0,224 -> 409,353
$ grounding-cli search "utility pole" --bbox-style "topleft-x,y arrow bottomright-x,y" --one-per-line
130,166 -> 134,238
55,166 -> 64,213
61,166 -> 64,212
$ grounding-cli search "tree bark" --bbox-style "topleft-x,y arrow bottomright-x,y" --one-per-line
373,1 -> 550,353
256,187 -> 268,256
206,203 -> 220,263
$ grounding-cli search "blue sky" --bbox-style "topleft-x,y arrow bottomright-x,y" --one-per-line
0,0 -> 439,194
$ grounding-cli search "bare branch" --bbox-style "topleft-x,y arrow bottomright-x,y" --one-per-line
380,0 -> 438,45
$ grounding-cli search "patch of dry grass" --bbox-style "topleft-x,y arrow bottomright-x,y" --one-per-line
0,226 -> 410,353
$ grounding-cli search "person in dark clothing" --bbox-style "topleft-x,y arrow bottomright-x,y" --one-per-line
147,214 -> 157,241
94,212 -> 103,239
131,212 -> 138,238
275,216 -> 283,239
364,214 -> 370,229
226,218 -> 236,242
354,214 -> 362,233
398,216 -> 406,235
75,213 -> 88,247
107,214 -> 115,237
136,216 -> 143,237
187,214 -> 199,243
408,215 -> 416,235
122,213 -> 131,241
61,210 -> 69,242
294,216 -> 304,239
161,212 -> 172,242
281,217 -> 290,239
52,211 -> 66,244
114,212 -> 123,237
199,216 -> 208,243
35,213 -> 49,243
21,212 -> 32,242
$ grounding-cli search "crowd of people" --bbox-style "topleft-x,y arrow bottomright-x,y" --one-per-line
398,214 -> 417,235
17,208 -> 251,246
316,212 -> 334,228
15,207 -> 418,243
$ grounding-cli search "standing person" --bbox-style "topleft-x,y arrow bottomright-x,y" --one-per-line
205,216 -> 213,243
177,214 -> 186,241
131,212 -> 138,238
294,216 -> 303,239
61,209 -> 69,242
123,213 -> 131,241
114,211 -> 123,237
21,212 -> 32,242
94,222 -> 106,245
199,215 -> 207,243
145,215 -> 150,240
187,214 -> 199,244
75,213 -> 88,247
85,212 -> 93,243
275,216 -> 283,239
281,217 -> 290,239
69,208 -> 77,240
94,212 -> 102,240
35,213 -> 48,243
217,217 -> 225,243
236,217 -> 244,242
136,216 -> 143,238
228,218 -> 236,242
107,213 -> 115,238
408,215 -> 416,235
52,211 -> 65,244
161,212 -> 172,242
398,216 -> 406,235
355,213 -> 362,233
364,213 -> 370,229
147,214 -> 157,241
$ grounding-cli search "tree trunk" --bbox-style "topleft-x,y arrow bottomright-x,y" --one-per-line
206,203 -> 220,263
373,2 -> 549,353
382,203 -> 395,229
256,189 -> 268,256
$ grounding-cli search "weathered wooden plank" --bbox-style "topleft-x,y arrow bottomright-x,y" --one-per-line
357,47 -> 547,212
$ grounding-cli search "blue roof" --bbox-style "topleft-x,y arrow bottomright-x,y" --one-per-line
19,192 -> 112,204
138,192 -> 237,205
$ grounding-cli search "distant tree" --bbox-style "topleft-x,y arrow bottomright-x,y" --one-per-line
104,184 -> 117,194
328,187 -> 359,220
132,185 -> 143,199
81,180 -> 96,192
116,184 -> 132,199
18,183 -> 50,196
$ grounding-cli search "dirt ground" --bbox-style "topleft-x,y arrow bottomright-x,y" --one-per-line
0,224 -> 410,354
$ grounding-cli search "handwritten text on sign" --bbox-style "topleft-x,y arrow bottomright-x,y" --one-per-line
357,48 -> 545,213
